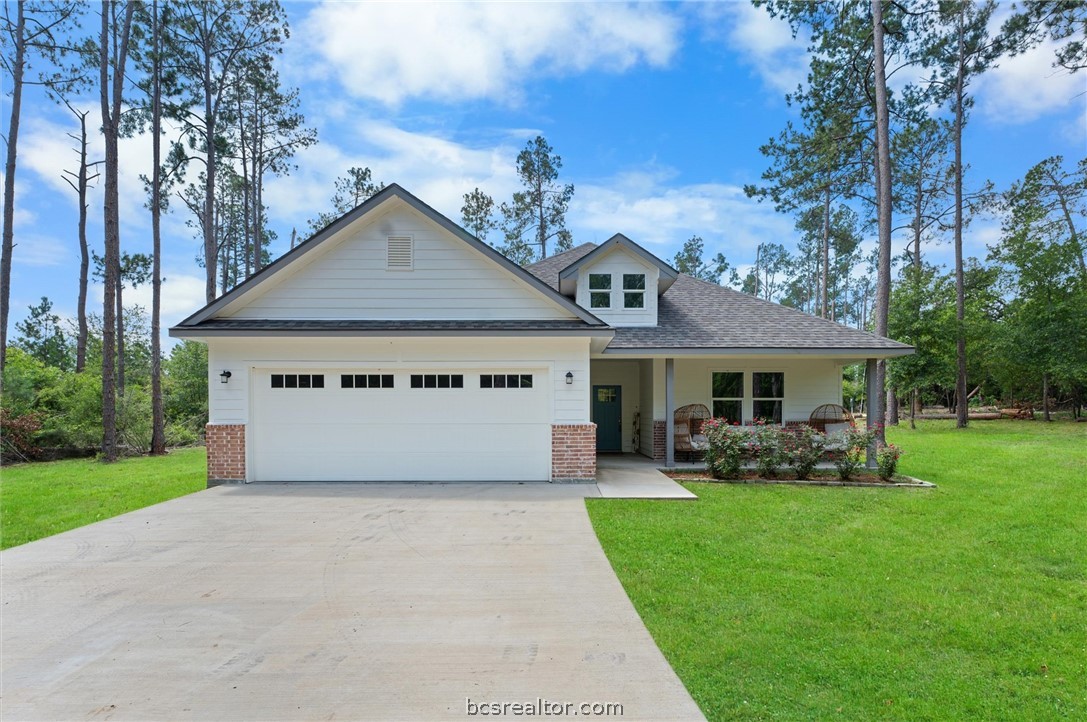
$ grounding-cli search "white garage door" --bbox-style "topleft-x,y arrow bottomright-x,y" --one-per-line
250,368 -> 551,481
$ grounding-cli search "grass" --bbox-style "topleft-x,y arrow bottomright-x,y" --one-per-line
1,447 -> 207,550
587,421 -> 1087,721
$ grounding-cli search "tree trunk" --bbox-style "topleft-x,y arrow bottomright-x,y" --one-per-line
1049,171 -> 1087,283
100,0 -> 134,462
1042,372 -> 1051,422
74,110 -> 92,373
0,2 -> 25,375
116,277 -> 125,396
149,0 -> 166,455
910,389 -> 917,430
887,387 -> 899,426
821,186 -> 830,319
953,7 -> 969,430
870,0 -> 893,447
202,26 -> 217,303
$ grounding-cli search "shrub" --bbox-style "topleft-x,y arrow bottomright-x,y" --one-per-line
752,419 -> 788,478
876,443 -> 903,481
165,421 -> 201,448
703,418 -> 748,479
0,408 -> 44,462
787,424 -> 825,480
834,425 -> 876,481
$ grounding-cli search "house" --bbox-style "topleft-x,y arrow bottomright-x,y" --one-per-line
170,184 -> 912,485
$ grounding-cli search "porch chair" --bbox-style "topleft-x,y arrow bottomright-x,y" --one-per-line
674,404 -> 712,461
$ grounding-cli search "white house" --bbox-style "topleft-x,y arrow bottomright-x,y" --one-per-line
170,184 -> 912,485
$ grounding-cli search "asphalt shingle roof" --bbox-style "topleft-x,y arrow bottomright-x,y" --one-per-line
526,247 -> 911,352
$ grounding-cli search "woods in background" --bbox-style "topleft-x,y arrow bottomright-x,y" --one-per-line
1,1 -> 1084,464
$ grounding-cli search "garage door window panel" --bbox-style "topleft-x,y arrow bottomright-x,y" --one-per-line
411,374 -> 463,389
272,373 -> 323,390
481,373 -> 534,389
342,374 -> 394,389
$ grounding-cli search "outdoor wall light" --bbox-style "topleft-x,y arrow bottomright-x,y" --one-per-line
565,372 -> 574,385
220,370 -> 232,384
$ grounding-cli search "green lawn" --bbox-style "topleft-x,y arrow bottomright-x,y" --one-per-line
588,421 -> 1087,721
1,447 -> 207,550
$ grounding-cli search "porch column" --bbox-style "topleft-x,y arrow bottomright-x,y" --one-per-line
665,357 -> 675,467
865,357 -> 878,468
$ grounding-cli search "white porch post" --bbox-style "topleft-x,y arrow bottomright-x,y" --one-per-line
665,357 -> 675,468
865,357 -> 878,468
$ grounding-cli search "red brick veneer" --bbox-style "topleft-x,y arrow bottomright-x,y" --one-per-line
206,424 -> 246,486
551,424 -> 597,482
652,420 -> 666,460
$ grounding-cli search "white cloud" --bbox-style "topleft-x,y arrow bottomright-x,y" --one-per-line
300,1 -> 681,105
93,271 -> 208,329
262,122 -> 526,237
702,2 -> 808,95
572,170 -> 797,264
978,39 -> 1087,124
12,233 -> 68,267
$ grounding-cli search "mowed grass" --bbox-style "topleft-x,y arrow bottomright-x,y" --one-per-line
588,421 -> 1087,721
1,447 -> 207,550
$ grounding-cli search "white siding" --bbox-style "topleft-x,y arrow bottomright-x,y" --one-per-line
207,337 -> 590,427
220,200 -> 573,321
669,357 -> 842,423
590,359 -> 641,453
575,249 -> 659,327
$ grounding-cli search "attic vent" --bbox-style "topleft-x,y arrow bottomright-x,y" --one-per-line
386,236 -> 413,270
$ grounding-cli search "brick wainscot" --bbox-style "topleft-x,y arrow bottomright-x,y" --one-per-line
206,424 -> 246,486
551,424 -> 596,482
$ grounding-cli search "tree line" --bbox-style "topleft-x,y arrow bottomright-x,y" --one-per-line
2,1 -> 1085,464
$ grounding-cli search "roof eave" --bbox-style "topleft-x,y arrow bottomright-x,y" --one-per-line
170,327 -> 616,340
599,345 -> 915,358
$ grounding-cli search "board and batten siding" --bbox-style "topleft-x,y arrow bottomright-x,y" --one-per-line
574,249 -> 659,327
220,200 -> 575,321
207,337 -> 591,426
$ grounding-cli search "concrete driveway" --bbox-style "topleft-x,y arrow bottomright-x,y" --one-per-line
2,483 -> 705,721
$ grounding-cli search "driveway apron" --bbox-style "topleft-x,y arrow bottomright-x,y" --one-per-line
1,483 -> 705,721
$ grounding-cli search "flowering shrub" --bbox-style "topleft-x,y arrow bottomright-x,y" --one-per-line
751,419 -> 787,478
876,443 -> 903,481
786,424 -> 825,480
833,425 -> 876,481
702,418 -> 748,479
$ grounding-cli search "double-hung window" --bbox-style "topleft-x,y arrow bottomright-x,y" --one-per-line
589,274 -> 611,308
623,274 -> 645,308
752,372 -> 784,424
711,372 -> 743,424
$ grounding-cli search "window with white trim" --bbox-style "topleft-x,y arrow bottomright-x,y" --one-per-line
752,372 -> 784,424
711,372 -> 743,424
623,273 -> 645,308
588,273 -> 611,308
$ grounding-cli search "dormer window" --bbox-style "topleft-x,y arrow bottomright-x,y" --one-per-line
589,273 -> 611,308
623,274 -> 645,308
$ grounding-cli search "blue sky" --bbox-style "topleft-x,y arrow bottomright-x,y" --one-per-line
7,1 -> 1086,343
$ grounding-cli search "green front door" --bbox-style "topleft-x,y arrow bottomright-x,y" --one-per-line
593,385 -> 622,452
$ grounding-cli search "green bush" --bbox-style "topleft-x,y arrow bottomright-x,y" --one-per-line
751,420 -> 788,478
703,418 -> 748,479
834,425 -> 876,481
876,442 -> 903,481
787,424 -> 826,480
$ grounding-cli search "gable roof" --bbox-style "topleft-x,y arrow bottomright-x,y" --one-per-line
526,256 -> 912,355
171,184 -> 607,333
555,234 -> 678,296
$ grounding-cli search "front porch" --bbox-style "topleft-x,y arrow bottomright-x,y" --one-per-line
588,355 -> 885,467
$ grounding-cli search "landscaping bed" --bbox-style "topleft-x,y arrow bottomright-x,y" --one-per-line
662,469 -> 934,487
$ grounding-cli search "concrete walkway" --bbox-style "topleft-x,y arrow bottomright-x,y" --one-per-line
2,483 -> 705,721
595,454 -> 698,500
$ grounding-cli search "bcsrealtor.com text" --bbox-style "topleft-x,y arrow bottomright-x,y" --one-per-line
466,698 -> 624,716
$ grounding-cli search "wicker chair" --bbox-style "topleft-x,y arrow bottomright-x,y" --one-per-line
674,404 -> 712,460
808,403 -> 855,433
